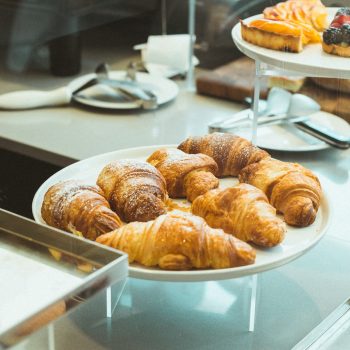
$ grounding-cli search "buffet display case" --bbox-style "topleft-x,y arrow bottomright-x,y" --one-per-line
0,1 -> 350,349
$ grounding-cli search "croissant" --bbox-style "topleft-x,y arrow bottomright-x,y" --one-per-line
178,133 -> 270,177
147,148 -> 219,202
239,158 -> 322,227
97,159 -> 168,222
41,180 -> 122,240
96,211 -> 256,270
192,184 -> 286,247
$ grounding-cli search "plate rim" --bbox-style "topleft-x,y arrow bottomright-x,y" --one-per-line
32,145 -> 331,282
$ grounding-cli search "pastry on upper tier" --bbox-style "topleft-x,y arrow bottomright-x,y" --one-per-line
322,8 -> 350,57
263,0 -> 328,32
241,0 -> 324,52
241,19 -> 304,53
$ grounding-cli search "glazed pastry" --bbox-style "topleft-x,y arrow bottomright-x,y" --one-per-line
239,158 -> 322,227
192,184 -> 286,247
147,148 -> 219,202
241,19 -> 304,53
263,0 -> 328,32
97,159 -> 168,222
322,8 -> 350,57
241,0 -> 326,52
96,211 -> 256,270
41,180 -> 122,240
178,133 -> 270,177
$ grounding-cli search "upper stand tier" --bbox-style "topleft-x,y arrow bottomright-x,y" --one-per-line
232,8 -> 350,79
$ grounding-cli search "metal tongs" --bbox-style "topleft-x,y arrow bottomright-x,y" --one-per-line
209,88 -> 316,132
208,88 -> 350,150
90,63 -> 158,110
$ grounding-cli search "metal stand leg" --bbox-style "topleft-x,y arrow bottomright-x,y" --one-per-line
106,279 -> 128,319
48,323 -> 55,350
161,0 -> 167,35
248,274 -> 259,332
252,60 -> 262,145
187,0 -> 196,90
106,286 -> 112,318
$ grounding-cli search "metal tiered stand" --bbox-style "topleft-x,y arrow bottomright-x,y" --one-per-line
231,7 -> 349,339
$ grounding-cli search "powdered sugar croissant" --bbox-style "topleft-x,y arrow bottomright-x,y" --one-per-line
41,180 -> 122,240
96,211 -> 256,270
97,159 -> 168,223
178,133 -> 270,177
147,148 -> 219,202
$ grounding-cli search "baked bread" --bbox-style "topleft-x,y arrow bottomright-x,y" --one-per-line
41,180 -> 122,240
322,8 -> 350,57
239,158 -> 322,227
96,211 -> 256,270
97,159 -> 168,222
178,133 -> 270,177
192,184 -> 286,247
268,75 -> 305,92
147,148 -> 219,202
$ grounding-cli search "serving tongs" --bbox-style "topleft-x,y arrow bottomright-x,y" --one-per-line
91,63 -> 158,110
209,88 -> 350,150
209,88 -> 317,131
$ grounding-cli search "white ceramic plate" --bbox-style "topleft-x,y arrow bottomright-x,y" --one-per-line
232,8 -> 350,79
70,71 -> 179,109
235,111 -> 350,152
32,145 -> 331,282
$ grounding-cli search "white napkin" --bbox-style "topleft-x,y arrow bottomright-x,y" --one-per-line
135,34 -> 199,78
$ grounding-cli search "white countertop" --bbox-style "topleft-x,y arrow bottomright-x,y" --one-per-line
0,55 -> 241,165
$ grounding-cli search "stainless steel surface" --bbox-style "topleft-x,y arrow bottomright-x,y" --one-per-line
0,209 -> 128,348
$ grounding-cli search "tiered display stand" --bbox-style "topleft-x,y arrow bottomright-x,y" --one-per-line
231,8 -> 350,144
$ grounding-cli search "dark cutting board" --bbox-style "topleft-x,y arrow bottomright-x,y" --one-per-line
196,57 -> 350,123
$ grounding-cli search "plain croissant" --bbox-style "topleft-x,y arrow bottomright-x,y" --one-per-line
96,211 -> 256,270
97,159 -> 168,222
192,184 -> 286,247
147,148 -> 219,202
178,132 -> 270,177
239,158 -> 322,227
41,180 -> 122,240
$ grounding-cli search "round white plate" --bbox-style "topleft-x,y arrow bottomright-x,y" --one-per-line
70,71 -> 179,110
32,145 -> 331,282
232,8 -> 350,79
236,111 -> 350,152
